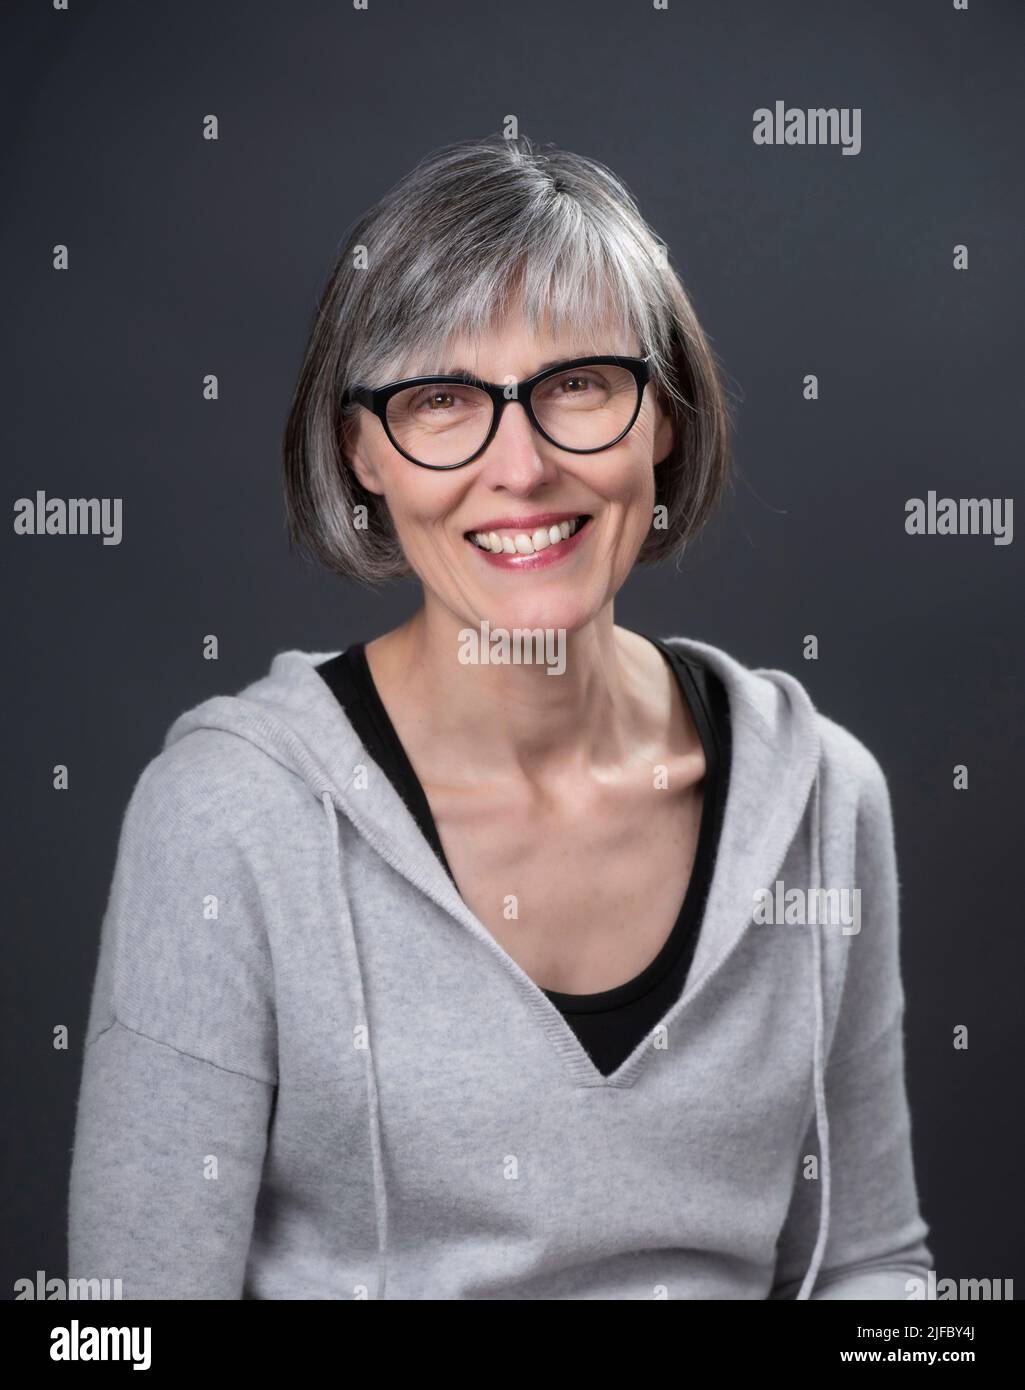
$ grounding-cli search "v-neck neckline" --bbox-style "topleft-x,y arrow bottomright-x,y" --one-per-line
331,636 -> 725,1022
310,638 -> 813,1090
316,636 -> 721,1087
321,753 -> 741,1090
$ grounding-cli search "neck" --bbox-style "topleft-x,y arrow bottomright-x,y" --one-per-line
363,598 -> 670,785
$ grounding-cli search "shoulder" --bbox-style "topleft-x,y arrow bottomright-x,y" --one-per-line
125,708 -> 314,854
814,711 -> 890,807
102,722 -> 284,1082
660,633 -> 891,810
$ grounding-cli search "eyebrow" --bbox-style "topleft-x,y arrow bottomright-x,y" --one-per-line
432,353 -> 604,379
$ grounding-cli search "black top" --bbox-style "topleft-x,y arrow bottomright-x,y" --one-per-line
315,637 -> 731,1077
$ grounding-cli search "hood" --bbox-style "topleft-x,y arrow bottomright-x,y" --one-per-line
163,636 -> 829,1300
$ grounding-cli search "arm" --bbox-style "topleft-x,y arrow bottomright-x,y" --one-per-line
770,744 -> 933,1299
67,743 -> 278,1299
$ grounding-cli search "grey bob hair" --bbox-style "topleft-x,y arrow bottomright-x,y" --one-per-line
283,132 -> 734,584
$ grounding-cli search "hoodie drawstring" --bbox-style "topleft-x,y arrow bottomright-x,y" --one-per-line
796,768 -> 831,1300
321,790 -> 390,1300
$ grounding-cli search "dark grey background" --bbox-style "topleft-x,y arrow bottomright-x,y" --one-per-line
3,0 -> 1022,1297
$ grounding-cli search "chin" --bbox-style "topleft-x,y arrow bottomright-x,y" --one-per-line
473,590 -> 598,640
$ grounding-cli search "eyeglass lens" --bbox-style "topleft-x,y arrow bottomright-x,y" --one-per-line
384,363 -> 641,466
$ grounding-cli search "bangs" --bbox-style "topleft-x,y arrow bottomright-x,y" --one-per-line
371,209 -> 659,385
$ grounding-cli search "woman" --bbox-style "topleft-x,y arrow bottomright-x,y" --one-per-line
69,133 -> 932,1299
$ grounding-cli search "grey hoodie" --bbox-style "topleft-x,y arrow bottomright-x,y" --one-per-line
68,635 -> 933,1300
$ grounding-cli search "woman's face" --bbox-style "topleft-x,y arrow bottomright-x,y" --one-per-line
344,309 -> 675,637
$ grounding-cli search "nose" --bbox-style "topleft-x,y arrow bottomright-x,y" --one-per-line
476,396 -> 559,494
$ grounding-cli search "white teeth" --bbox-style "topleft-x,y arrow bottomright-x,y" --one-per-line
469,517 -> 584,554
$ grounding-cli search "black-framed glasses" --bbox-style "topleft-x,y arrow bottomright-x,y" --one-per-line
342,354 -> 652,470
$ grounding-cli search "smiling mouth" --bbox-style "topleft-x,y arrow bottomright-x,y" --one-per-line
465,515 -> 592,555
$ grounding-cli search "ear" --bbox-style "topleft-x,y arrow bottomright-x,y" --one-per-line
651,395 -> 676,467
342,412 -> 386,497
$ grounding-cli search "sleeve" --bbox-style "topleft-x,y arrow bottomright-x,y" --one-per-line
769,746 -> 933,1299
67,746 -> 278,1300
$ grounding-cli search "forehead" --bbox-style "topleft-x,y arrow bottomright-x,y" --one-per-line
390,315 -> 638,382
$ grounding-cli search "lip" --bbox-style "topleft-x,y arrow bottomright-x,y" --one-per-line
466,514 -> 593,571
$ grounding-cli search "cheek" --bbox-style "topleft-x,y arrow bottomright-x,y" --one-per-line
377,465 -> 455,535
381,476 -> 468,575
606,441 -> 657,522
597,447 -> 657,569
610,412 -> 659,495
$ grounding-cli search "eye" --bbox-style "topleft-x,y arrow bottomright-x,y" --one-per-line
536,369 -> 610,406
417,390 -> 456,411
408,386 -> 482,415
